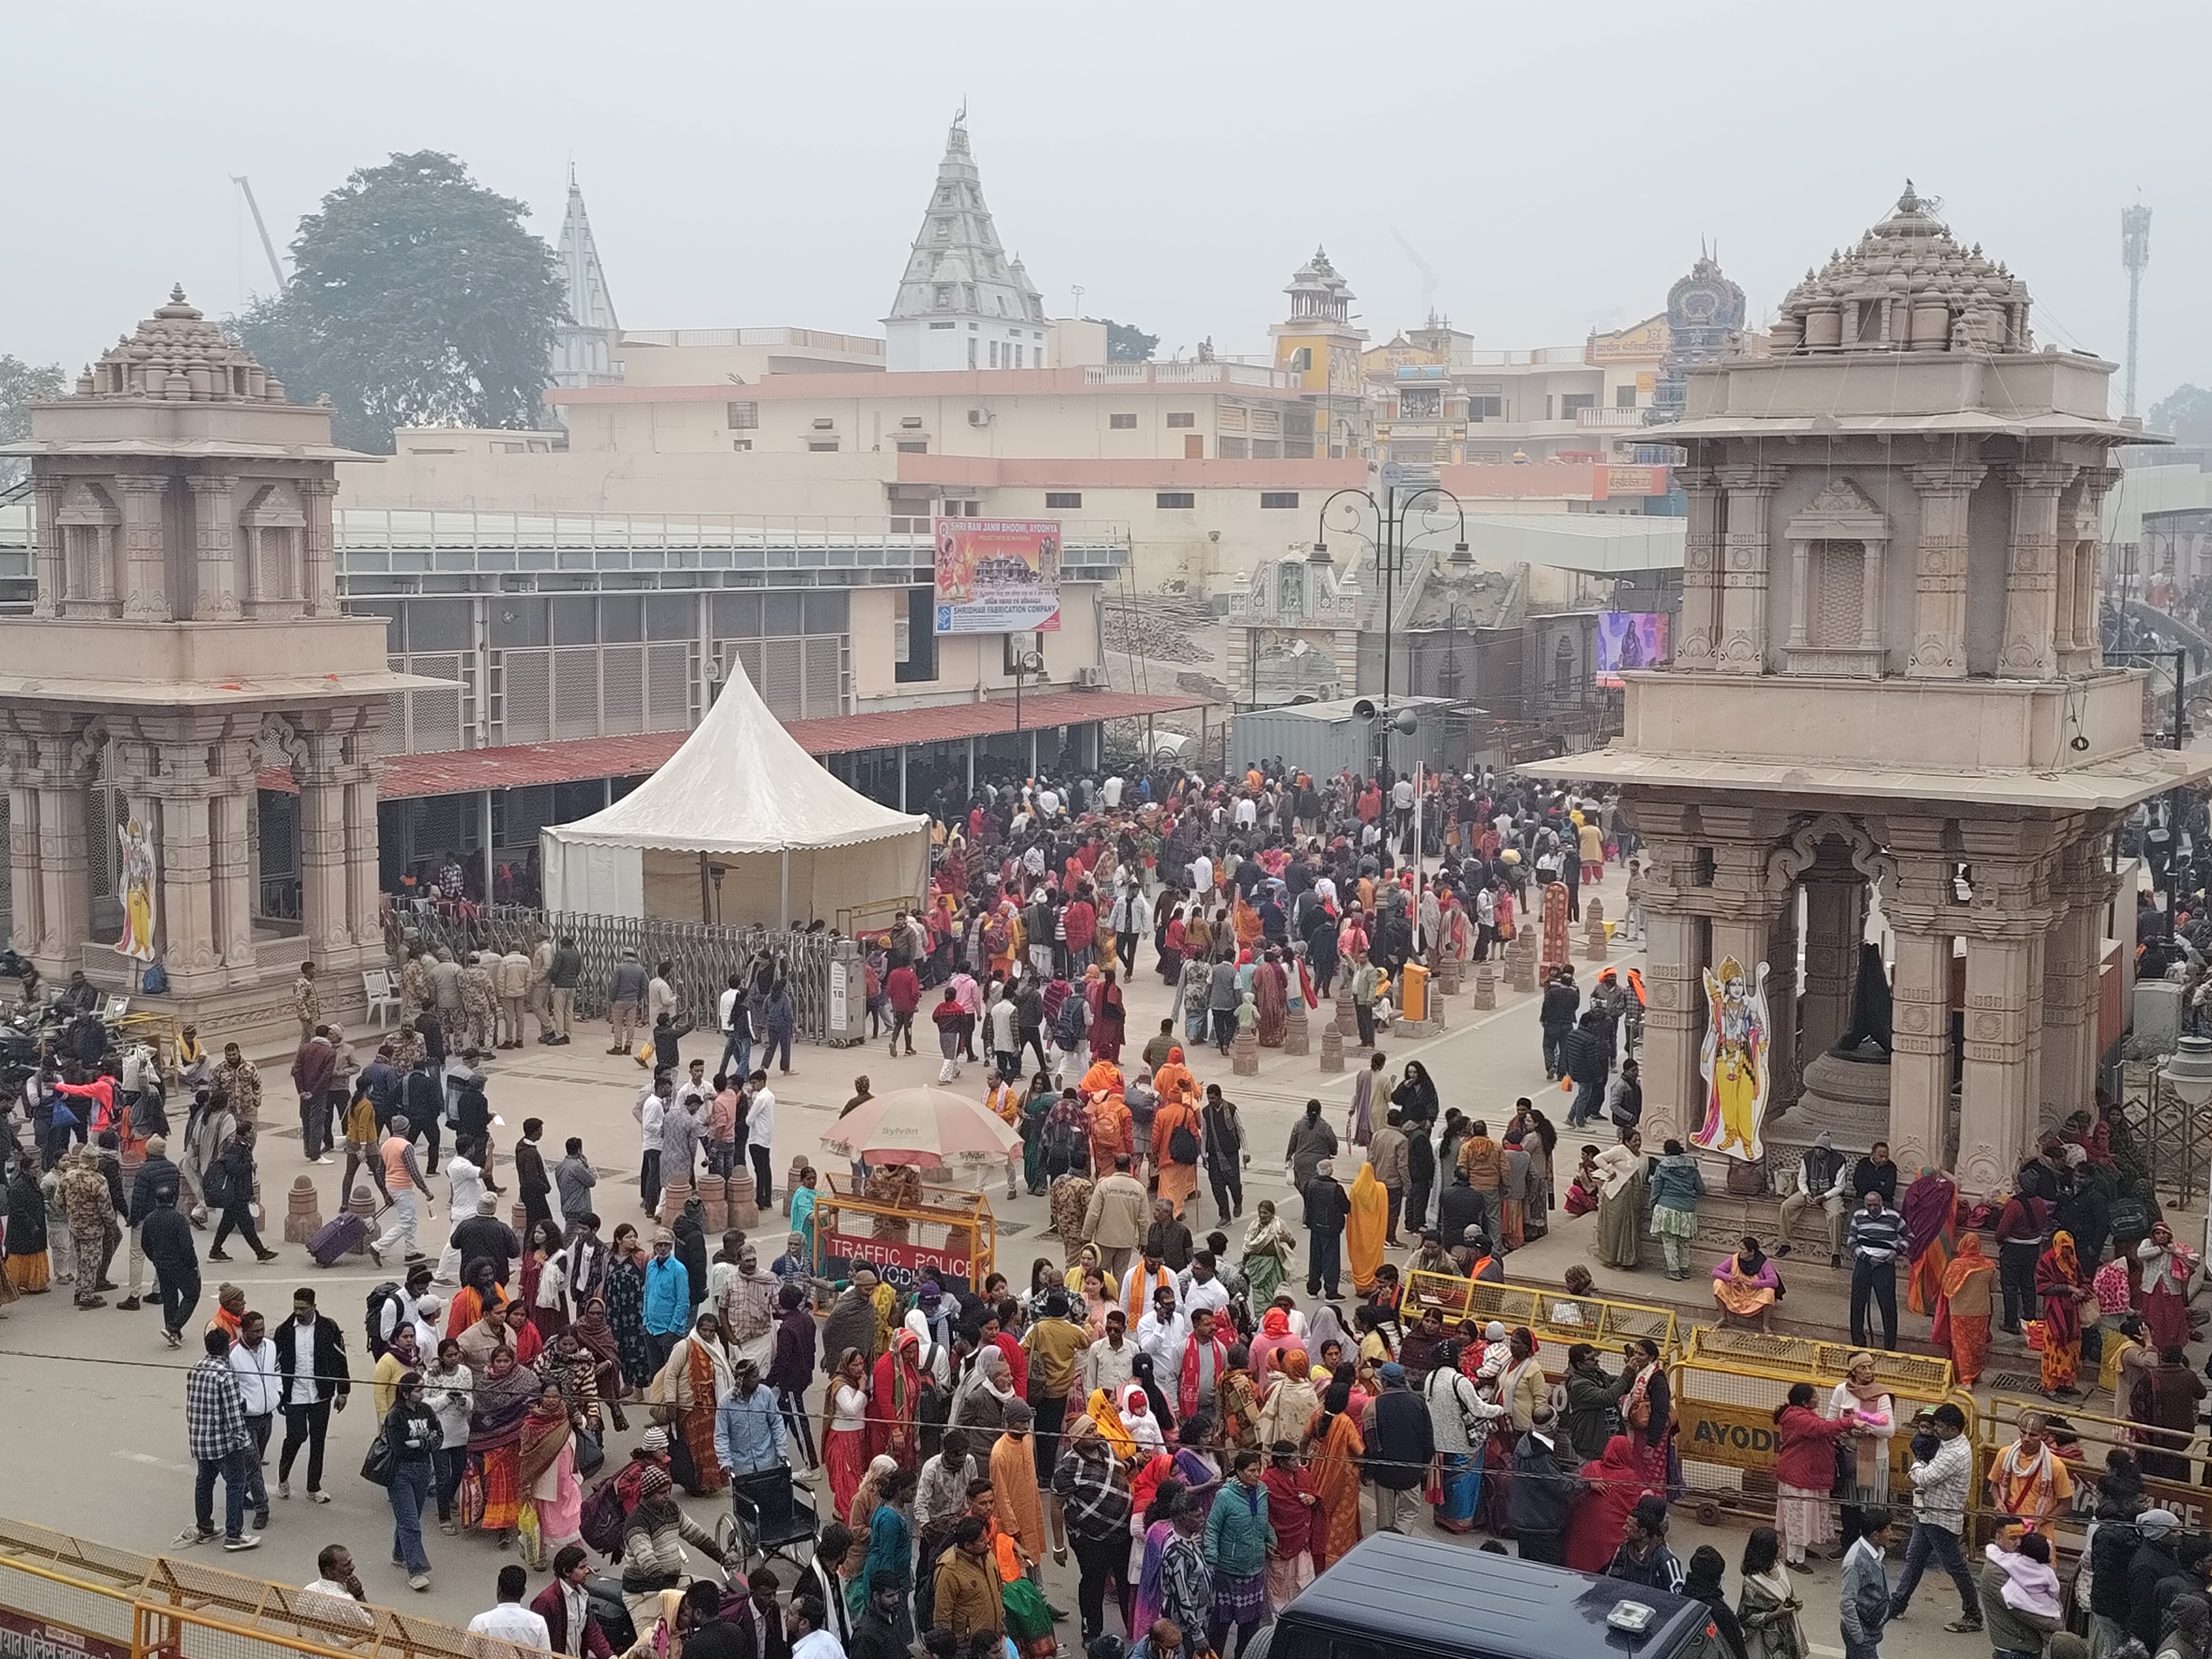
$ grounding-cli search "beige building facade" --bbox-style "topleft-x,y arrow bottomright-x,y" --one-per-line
1542,188 -> 2208,1193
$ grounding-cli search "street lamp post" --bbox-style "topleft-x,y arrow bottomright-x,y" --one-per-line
1313,477 -> 1468,782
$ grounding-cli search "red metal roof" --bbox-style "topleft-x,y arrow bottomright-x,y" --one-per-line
261,690 -> 1205,802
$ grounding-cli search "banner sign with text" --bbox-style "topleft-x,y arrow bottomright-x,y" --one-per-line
933,518 -> 1062,635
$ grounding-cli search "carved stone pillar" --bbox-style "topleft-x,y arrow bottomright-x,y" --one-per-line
296,720 -> 354,959
2039,828 -> 2106,1124
209,735 -> 259,981
38,777 -> 91,976
1624,825 -> 1708,1149
1905,460 -> 1987,678
299,478 -> 340,618
2063,470 -> 2115,676
1955,824 -> 2058,1191
1881,819 -> 1959,1179
1998,463 -> 2076,680
1799,860 -> 1865,1059
29,480 -> 62,619
115,474 -> 171,622
187,475 -> 242,621
343,716 -> 385,948
1676,466 -> 1723,671
1764,893 -> 1801,1110
1715,465 -> 1784,672
2,724 -> 45,959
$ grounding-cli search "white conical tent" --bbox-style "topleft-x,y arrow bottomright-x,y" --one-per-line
539,658 -> 928,924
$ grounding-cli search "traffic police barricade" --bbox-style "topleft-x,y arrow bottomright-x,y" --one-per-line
808,1173 -> 997,1297
1403,1269 -> 1681,1371
1672,1326 -> 1975,1526
0,1516 -> 542,1659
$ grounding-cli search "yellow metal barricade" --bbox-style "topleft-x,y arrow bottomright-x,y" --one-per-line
811,1174 -> 997,1294
1403,1269 -> 1680,1369
1671,1327 -> 1976,1523
0,1516 -> 548,1659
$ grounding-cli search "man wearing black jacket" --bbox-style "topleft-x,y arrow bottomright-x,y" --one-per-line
1508,1406 -> 1586,1564
118,1134 -> 183,1311
401,1057 -> 443,1174
1540,967 -> 1581,1080
1301,1159 -> 1350,1299
1360,1362 -> 1433,1534
140,1188 -> 200,1346
272,1286 -> 350,1501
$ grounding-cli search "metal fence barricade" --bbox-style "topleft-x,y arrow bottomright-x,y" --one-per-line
0,1518 -> 548,1659
403,904 -> 856,1046
1402,1269 -> 1680,1374
1671,1327 -> 1974,1525
809,1175 -> 997,1297
1977,1393 -> 2210,1553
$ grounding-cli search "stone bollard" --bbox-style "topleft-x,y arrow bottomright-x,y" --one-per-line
1505,939 -> 1537,994
1334,984 -> 1354,1037
1583,898 -> 1609,962
727,1170 -> 759,1233
1471,962 -> 1497,1010
345,1183 -> 377,1257
659,1176 -> 694,1230
1283,1003 -> 1310,1057
702,1192 -> 727,1233
511,1201 -> 531,1238
1438,957 -> 1462,996
285,1175 -> 323,1243
1232,1029 -> 1259,1077
1318,1023 -> 1345,1073
784,1158 -> 807,1217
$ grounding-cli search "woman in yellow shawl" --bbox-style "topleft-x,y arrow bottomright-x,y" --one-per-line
1087,1386 -> 1137,1460
1345,1163 -> 1388,1296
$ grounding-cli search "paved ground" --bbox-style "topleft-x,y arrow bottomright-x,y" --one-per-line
0,931 -> 2012,1658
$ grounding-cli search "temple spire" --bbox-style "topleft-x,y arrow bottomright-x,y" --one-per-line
884,113 -> 1046,371
551,168 -> 621,388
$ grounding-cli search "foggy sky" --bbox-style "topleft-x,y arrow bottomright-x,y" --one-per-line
10,1 -> 2210,412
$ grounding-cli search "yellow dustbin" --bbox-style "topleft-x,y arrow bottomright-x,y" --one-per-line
1401,962 -> 1429,1023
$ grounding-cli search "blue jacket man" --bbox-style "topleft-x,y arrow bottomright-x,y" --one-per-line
642,1231 -> 691,1367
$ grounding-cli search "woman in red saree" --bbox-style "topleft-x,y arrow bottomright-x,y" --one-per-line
1157,906 -> 1187,985
1301,1379 -> 1364,1572
1931,1231 -> 1997,1384
1564,1434 -> 1647,1572
1900,1167 -> 1957,1318
1087,969 -> 1127,1064
466,1345 -> 537,1545
2034,1230 -> 2091,1397
869,1328 -> 923,1471
1254,954 -> 1289,1048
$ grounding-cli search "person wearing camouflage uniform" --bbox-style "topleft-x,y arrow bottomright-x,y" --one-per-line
460,954 -> 500,1053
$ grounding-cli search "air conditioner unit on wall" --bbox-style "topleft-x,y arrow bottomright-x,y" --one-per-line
968,408 -> 990,427
1073,666 -> 1107,689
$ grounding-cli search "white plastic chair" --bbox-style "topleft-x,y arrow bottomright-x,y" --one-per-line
363,968 -> 399,1025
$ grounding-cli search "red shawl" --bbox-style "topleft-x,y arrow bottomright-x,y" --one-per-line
1179,1331 -> 1231,1421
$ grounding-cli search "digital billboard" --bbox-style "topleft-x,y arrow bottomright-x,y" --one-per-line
1595,611 -> 1669,685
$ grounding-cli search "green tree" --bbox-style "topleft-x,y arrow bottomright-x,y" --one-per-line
0,355 -> 66,487
235,151 -> 566,453
1103,320 -> 1158,363
2152,384 -> 2212,447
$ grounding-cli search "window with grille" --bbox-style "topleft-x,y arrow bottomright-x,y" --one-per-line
726,401 -> 758,429
896,440 -> 928,453
1166,413 -> 1194,428
1157,492 -> 1195,509
1250,440 -> 1279,459
1260,492 -> 1299,509
1218,438 -> 1248,458
1044,492 -> 1082,509
1616,385 -> 1637,408
1108,413 -> 1137,430
807,441 -> 839,452
1468,395 -> 1503,420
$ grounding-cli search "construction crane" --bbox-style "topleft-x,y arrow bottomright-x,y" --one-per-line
231,176 -> 286,292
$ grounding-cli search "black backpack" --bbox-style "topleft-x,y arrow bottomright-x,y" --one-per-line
1168,1115 -> 1201,1166
200,1157 -> 234,1211
1044,1118 -> 1087,1178
364,1281 -> 404,1358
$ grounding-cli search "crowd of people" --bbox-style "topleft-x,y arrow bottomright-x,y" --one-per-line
6,756 -> 2212,1659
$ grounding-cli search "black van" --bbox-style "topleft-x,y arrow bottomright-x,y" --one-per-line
1243,1533 -> 1729,1659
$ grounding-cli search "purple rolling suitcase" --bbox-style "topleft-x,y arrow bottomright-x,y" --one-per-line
307,1212 -> 368,1266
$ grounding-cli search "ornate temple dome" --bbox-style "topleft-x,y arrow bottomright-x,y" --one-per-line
1768,183 -> 2034,357
76,286 -> 289,403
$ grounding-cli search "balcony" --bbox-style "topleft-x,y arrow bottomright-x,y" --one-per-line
1081,362 -> 1300,390
1577,407 -> 1644,429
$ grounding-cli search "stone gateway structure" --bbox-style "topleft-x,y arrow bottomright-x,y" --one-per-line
1541,187 -> 2211,1194
1,289 -> 433,1036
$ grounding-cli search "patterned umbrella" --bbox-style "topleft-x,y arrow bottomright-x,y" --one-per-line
819,1084 -> 1021,1169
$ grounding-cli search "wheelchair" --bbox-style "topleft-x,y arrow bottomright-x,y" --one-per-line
714,1464 -> 819,1576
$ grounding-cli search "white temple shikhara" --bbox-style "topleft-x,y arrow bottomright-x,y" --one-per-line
1,289 -> 433,1035
1540,186 -> 2212,1194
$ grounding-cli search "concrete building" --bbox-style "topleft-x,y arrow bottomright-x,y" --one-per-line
0,289 -> 431,1035
1540,185 -> 2209,1194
